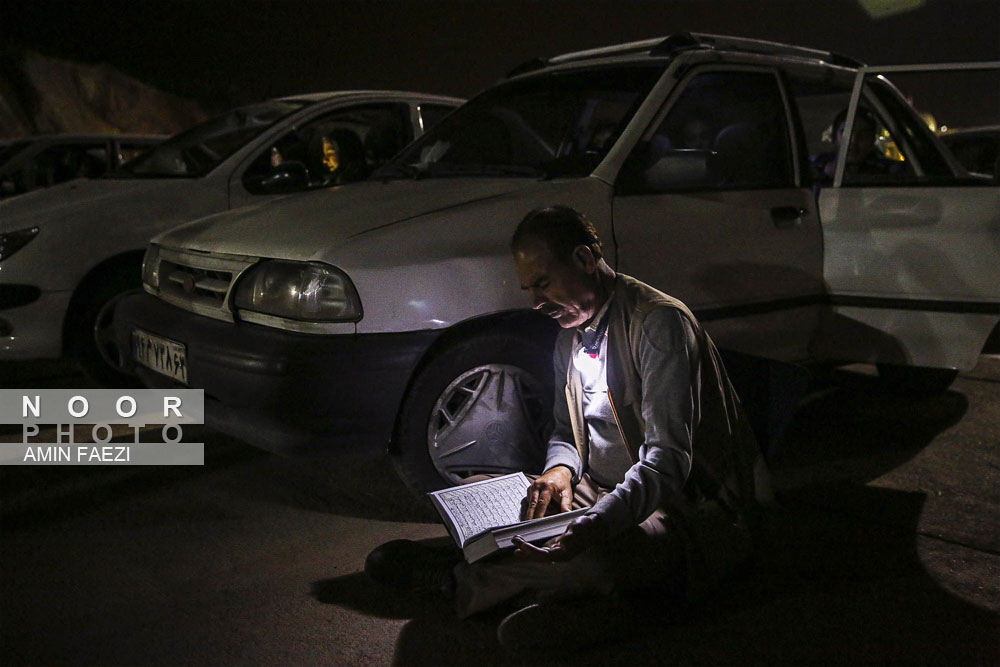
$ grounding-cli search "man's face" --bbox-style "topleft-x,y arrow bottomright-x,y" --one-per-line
513,239 -> 600,329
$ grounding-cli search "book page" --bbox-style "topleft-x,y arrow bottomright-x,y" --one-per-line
429,472 -> 529,546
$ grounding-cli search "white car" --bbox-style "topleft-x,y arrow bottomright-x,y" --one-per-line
0,91 -> 462,384
116,34 -> 999,493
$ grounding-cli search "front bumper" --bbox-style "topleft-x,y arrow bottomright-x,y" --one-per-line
114,292 -> 440,456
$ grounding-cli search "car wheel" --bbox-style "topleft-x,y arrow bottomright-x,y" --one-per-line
391,332 -> 554,496
876,363 -> 958,396
70,267 -> 142,387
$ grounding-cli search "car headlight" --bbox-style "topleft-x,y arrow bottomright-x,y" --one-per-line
233,260 -> 362,322
142,244 -> 161,290
0,226 -> 39,262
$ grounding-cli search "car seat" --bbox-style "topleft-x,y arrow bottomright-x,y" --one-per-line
329,128 -> 370,183
364,124 -> 402,167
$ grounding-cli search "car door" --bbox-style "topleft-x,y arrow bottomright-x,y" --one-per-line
228,102 -> 414,209
814,62 -> 1000,370
611,66 -> 823,363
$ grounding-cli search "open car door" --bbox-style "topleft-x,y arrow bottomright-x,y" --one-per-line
815,61 -> 1000,373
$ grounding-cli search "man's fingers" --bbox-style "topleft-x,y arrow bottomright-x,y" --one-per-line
546,546 -> 574,562
513,536 -> 575,562
512,536 -> 552,561
533,488 -> 552,519
559,488 -> 572,513
524,487 -> 538,519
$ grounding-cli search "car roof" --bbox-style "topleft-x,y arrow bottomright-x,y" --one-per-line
507,31 -> 864,78
276,90 -> 464,105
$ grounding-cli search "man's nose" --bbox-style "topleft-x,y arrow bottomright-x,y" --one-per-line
530,288 -> 546,309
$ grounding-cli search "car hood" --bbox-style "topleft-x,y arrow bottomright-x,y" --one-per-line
0,177 -> 193,233
156,178 -> 530,259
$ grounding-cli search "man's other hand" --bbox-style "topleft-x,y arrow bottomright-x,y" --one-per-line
523,466 -> 573,520
512,513 -> 607,562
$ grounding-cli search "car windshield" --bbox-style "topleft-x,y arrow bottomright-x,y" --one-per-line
0,140 -> 34,167
116,100 -> 309,178
378,66 -> 663,180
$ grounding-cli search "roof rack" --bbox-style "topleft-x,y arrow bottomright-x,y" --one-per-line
547,37 -> 666,65
652,32 -> 865,68
505,37 -> 665,78
505,31 -> 863,78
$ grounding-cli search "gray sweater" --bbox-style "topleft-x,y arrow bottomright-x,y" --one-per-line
543,273 -> 772,598
544,298 -> 698,534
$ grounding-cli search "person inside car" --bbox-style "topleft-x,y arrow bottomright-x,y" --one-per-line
313,128 -> 370,185
812,106 -> 906,184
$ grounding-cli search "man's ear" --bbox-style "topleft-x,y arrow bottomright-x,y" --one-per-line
572,245 -> 598,273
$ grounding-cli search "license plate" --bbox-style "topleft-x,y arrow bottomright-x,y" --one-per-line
132,329 -> 188,385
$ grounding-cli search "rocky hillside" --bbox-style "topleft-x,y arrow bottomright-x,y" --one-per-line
0,47 -> 206,139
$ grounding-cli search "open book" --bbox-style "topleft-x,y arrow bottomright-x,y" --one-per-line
428,472 -> 587,563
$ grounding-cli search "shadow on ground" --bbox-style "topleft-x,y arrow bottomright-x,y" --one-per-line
224,450 -> 438,523
313,367 -> 998,665
0,360 -> 435,524
0,426 -> 264,531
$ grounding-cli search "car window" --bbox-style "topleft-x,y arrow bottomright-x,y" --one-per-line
865,76 -> 952,180
119,100 -> 308,178
32,143 -> 109,186
242,104 -> 410,195
417,104 -> 455,132
116,141 -> 157,167
618,70 -> 794,193
382,67 -> 662,179
786,76 -> 911,187
785,77 -> 854,171
797,68 -> 997,188
943,132 -> 999,176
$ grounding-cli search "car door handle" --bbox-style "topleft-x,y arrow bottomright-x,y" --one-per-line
771,206 -> 807,229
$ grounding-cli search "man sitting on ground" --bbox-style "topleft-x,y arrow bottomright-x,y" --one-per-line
366,205 -> 773,651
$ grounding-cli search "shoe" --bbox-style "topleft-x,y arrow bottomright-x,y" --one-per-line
497,596 -> 637,655
364,539 -> 461,598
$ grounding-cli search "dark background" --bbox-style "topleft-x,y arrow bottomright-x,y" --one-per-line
1,0 -> 998,123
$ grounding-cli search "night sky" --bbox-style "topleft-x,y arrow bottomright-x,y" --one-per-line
2,0 -> 998,124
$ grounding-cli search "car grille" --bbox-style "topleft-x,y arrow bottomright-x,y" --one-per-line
152,248 -> 258,322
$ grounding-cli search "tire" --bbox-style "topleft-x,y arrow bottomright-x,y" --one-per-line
391,332 -> 554,496
69,266 -> 143,387
876,363 -> 958,396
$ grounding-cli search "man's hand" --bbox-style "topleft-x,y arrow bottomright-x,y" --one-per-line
523,466 -> 573,520
512,513 -> 608,562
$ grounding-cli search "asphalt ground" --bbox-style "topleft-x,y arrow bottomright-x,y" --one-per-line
0,356 -> 998,665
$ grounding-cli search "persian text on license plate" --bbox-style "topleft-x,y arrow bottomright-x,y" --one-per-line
132,329 -> 188,384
